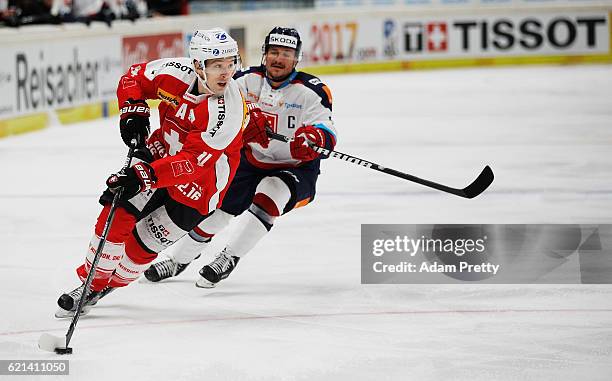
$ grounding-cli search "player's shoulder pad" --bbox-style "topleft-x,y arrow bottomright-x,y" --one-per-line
200,80 -> 246,150
291,71 -> 332,111
233,65 -> 266,80
144,57 -> 196,84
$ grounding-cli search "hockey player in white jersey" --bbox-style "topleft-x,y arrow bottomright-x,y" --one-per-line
144,27 -> 337,287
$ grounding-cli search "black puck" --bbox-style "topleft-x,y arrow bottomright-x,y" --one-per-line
54,347 -> 73,355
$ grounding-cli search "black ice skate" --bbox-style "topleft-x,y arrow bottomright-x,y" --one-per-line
143,255 -> 199,282
55,284 -> 115,318
196,249 -> 240,288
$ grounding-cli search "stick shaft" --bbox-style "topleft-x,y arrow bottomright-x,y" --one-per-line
64,144 -> 137,348
265,129 -> 493,198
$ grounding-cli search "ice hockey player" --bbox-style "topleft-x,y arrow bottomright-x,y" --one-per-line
144,27 -> 337,287
55,28 -> 264,317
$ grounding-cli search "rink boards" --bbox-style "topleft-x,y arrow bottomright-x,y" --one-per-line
0,6 -> 611,137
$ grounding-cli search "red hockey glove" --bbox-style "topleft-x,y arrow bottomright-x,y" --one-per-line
290,125 -> 327,161
119,98 -> 150,148
106,162 -> 157,200
147,128 -> 167,160
242,102 -> 270,148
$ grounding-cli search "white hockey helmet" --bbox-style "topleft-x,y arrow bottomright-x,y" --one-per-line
189,28 -> 240,65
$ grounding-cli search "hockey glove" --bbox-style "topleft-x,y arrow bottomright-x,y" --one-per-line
119,98 -> 150,148
147,128 -> 167,160
106,162 -> 157,200
290,125 -> 331,161
242,102 -> 270,148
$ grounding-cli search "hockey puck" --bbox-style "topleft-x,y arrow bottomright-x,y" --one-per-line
38,333 -> 71,354
54,347 -> 73,355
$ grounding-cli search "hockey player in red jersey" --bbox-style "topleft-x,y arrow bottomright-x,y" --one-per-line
55,28 -> 263,317
144,27 -> 337,287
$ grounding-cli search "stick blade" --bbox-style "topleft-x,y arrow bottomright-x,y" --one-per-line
461,165 -> 494,199
38,333 -> 72,354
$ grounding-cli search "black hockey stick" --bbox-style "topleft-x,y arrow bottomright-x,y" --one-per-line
266,130 -> 494,199
39,140 -> 138,355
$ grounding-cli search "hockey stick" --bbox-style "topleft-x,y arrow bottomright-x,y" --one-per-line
266,130 -> 494,199
39,141 -> 138,355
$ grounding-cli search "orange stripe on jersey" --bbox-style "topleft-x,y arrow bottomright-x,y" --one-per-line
241,95 -> 248,131
322,85 -> 333,105
293,197 -> 311,209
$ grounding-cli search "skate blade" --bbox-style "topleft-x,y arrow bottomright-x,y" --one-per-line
54,306 -> 91,319
195,277 -> 217,288
38,333 -> 71,354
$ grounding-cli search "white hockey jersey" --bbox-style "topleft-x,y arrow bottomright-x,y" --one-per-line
234,66 -> 336,168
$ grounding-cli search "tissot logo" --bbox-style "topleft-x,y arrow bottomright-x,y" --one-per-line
427,23 -> 447,51
403,22 -> 448,53
402,16 -> 607,53
452,16 -> 606,51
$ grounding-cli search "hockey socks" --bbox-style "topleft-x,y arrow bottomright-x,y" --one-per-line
77,235 -> 125,292
225,206 -> 272,258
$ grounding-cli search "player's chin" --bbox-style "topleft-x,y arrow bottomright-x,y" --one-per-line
213,82 -> 228,93
270,67 -> 286,76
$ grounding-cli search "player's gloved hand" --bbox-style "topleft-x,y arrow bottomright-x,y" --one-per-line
242,102 -> 270,148
119,98 -> 150,148
147,128 -> 167,160
290,125 -> 328,161
106,162 -> 157,200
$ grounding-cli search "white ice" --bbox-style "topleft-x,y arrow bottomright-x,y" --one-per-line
1,65 -> 611,380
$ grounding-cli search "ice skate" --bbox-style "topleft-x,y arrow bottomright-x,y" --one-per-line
55,284 -> 115,318
196,249 -> 240,288
144,255 -> 198,282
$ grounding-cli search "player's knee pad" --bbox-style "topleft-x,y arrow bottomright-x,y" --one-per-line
192,209 -> 233,240
95,205 -> 136,243
252,176 -> 292,217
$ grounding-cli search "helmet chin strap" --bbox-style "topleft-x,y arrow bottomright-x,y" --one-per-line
196,72 -> 215,95
193,59 -> 215,95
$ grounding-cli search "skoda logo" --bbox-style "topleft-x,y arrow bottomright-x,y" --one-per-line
212,49 -> 220,56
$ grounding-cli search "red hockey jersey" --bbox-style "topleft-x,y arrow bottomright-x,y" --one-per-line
117,57 -> 247,215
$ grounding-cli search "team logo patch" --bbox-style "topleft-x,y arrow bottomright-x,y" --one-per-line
157,88 -> 180,108
171,160 -> 195,177
121,78 -> 137,89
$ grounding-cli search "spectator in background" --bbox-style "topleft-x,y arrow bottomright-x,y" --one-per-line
66,0 -> 147,24
1,0 -> 59,26
1,0 -> 148,27
147,0 -> 187,16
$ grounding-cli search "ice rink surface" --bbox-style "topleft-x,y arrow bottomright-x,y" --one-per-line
1,65 -> 612,380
